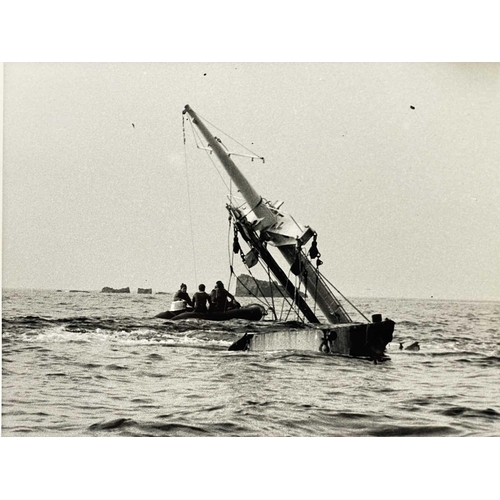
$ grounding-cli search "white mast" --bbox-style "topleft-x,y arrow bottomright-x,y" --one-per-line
183,105 -> 351,324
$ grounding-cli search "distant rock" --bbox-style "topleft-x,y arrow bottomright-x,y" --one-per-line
155,292 -> 168,295
69,290 -> 90,293
235,274 -> 284,297
101,287 -> 130,293
138,288 -> 152,294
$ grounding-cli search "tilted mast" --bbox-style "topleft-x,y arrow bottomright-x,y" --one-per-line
183,105 -> 351,324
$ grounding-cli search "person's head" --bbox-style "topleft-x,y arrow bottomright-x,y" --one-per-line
216,280 -> 224,289
198,284 -> 205,291
180,283 -> 187,292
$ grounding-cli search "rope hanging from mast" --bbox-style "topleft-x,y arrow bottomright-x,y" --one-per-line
227,220 -> 271,311
308,233 -> 321,316
182,114 -> 198,286
198,113 -> 265,164
228,217 -> 310,322
186,114 -> 231,191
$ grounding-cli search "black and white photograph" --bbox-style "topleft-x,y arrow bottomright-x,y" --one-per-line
1,3 -> 498,499
4,61 -> 499,437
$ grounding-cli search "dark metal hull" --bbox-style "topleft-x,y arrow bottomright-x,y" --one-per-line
229,318 -> 395,361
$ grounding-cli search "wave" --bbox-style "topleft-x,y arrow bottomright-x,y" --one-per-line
89,418 -> 135,430
87,417 -> 251,436
368,425 -> 457,437
438,406 -> 500,419
1,314 -> 324,351
105,364 -> 129,371
3,309 -> 498,362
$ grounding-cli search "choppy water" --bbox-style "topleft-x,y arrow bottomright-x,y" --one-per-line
2,289 -> 499,436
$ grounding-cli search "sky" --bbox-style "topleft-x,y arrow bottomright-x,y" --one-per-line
2,62 -> 499,300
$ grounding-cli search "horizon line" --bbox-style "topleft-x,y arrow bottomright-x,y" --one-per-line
2,287 -> 499,303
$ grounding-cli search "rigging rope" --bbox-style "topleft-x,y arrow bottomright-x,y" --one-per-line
187,116 -> 231,191
228,222 -> 272,310
294,246 -> 308,324
281,264 -> 298,322
266,267 -> 278,321
313,260 -> 320,317
182,114 -> 198,286
260,259 -> 300,321
309,234 -> 320,317
228,218 -> 307,321
184,112 -> 334,325
197,112 -> 265,162
317,269 -> 369,322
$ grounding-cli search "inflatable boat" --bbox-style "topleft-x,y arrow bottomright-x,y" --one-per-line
155,304 -> 265,321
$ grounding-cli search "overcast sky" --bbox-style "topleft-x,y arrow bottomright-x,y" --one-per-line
3,62 -> 499,300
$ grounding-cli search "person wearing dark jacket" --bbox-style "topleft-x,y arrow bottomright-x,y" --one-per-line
192,284 -> 211,313
210,281 -> 240,312
173,283 -> 193,308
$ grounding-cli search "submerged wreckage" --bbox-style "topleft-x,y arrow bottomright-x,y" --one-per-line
160,105 -> 395,361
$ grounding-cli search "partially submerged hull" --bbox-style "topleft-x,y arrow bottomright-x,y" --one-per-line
229,318 -> 395,361
155,305 -> 264,322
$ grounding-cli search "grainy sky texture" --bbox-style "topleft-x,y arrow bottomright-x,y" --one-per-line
3,62 -> 499,300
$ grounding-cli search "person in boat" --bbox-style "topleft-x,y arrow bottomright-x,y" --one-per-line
173,283 -> 193,309
210,281 -> 240,313
192,284 -> 211,313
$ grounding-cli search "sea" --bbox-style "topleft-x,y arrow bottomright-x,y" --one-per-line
2,288 -> 499,438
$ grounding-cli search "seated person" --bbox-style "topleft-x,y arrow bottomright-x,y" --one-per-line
192,284 -> 211,313
210,281 -> 240,312
173,283 -> 193,310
